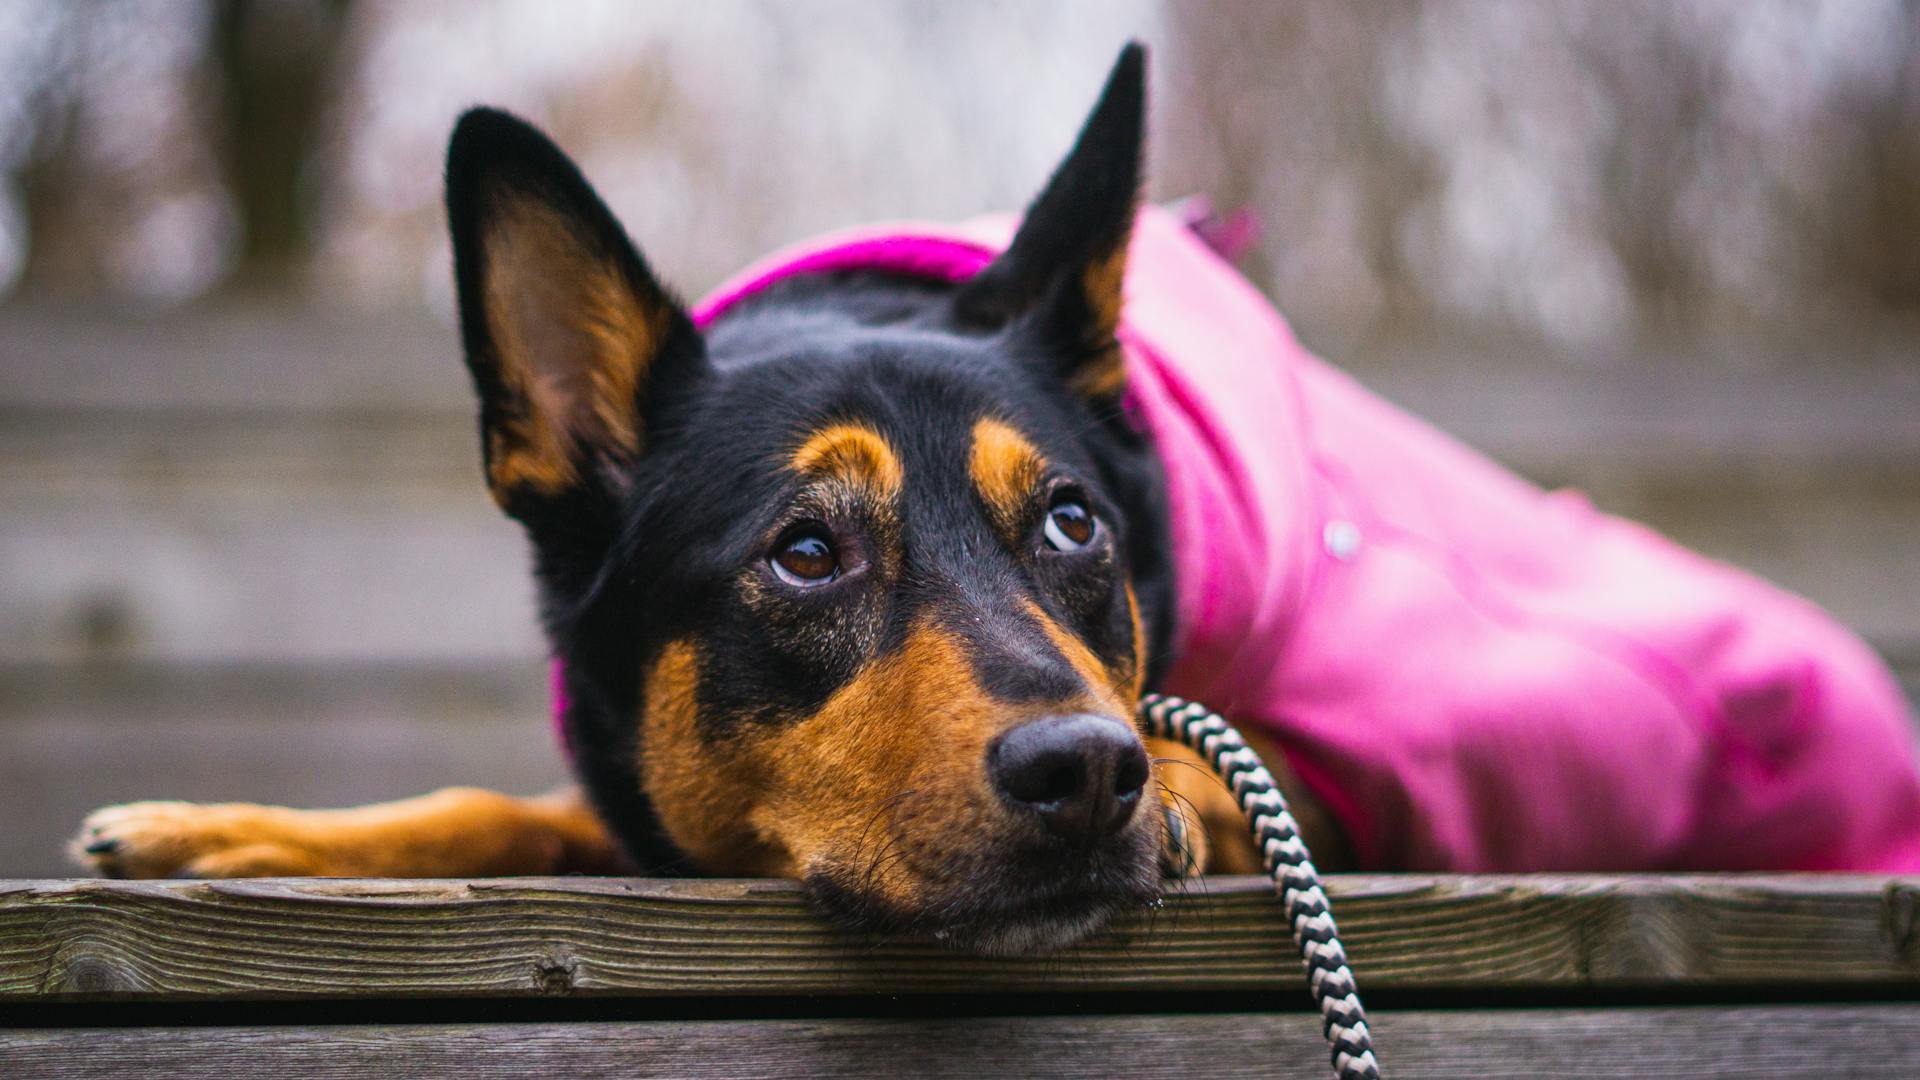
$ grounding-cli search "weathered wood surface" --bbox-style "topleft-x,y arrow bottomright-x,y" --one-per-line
7,310 -> 1919,668
3,874 -> 1915,1002
10,303 -> 1918,457
0,664 -> 561,878
6,1006 -> 1920,1079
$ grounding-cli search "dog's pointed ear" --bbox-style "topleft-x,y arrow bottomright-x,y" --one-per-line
954,42 -> 1144,405
446,107 -> 704,519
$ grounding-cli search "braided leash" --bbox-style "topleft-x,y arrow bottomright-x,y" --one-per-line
1141,693 -> 1382,1080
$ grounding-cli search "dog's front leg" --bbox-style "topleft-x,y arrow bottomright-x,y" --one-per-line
1149,734 -> 1353,876
71,786 -> 625,878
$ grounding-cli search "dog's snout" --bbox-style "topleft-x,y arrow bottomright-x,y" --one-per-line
988,714 -> 1149,842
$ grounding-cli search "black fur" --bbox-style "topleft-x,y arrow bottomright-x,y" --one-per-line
444,44 -> 1175,876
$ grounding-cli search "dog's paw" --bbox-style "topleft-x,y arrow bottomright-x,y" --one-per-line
71,802 -> 328,879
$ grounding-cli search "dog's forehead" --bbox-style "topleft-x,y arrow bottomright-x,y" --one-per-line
700,324 -> 1076,492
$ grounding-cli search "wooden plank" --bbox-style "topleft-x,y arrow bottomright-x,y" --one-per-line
5,487 -> 1911,667
0,304 -> 470,413
6,329 -> 1917,663
6,1005 -> 1920,1079
8,302 -> 1917,463
0,492 -> 541,666
4,430 -> 1914,663
2,875 -> 1915,1002
1,655 -> 1909,879
7,370 -> 1917,664
0,663 -> 561,879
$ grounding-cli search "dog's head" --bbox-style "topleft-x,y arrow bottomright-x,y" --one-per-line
446,45 -> 1177,954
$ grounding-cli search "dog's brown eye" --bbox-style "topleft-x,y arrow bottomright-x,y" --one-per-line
771,527 -> 839,586
1044,498 -> 1096,552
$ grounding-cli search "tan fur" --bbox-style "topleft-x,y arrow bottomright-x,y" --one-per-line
1125,585 -> 1147,692
72,358 -> 1350,893
1148,736 -> 1238,874
790,423 -> 905,500
1017,589 -> 1288,876
1148,726 -> 1353,875
1069,243 -> 1130,400
636,639 -> 789,876
73,786 -> 623,878
968,417 -> 1047,542
640,621 -> 1164,910
1024,597 -> 1142,714
481,194 -> 668,502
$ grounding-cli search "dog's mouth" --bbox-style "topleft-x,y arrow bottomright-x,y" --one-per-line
802,830 -> 1164,957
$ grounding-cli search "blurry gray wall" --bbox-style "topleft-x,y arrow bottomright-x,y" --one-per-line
1158,1 -> 1920,347
8,2 -> 1919,341
1,1 -> 1916,874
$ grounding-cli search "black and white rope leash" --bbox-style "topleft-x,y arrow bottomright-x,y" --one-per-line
1141,693 -> 1382,1080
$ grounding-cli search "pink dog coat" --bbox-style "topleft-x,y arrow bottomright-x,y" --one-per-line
578,205 -> 1920,873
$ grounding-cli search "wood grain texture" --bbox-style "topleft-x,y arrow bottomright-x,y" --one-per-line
6,1006 -> 1920,1079
0,664 -> 560,879
3,874 -> 1916,1002
7,317 -> 1919,666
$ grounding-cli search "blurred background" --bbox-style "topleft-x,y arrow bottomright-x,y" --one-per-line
2,1 -> 1916,874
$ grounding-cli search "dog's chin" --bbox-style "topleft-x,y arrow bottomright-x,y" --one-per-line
804,841 -> 1163,958
929,884 -> 1153,957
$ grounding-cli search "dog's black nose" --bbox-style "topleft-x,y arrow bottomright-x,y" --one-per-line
989,714 -> 1149,843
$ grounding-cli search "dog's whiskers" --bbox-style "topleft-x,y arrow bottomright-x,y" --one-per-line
852,788 -> 919,895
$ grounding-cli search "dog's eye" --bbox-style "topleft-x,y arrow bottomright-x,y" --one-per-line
1043,498 -> 1097,552
771,526 -> 839,586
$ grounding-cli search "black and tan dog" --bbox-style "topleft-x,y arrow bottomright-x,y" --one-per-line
74,46 -> 1332,955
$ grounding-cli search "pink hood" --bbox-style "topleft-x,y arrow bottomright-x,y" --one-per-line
591,205 -> 1920,873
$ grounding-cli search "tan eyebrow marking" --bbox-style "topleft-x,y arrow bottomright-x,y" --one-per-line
969,417 -> 1048,542
789,423 -> 904,498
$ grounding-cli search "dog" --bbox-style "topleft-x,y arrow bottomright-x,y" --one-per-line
74,43 -> 1920,955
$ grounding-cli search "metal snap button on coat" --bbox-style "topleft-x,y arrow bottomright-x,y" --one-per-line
1323,519 -> 1362,560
